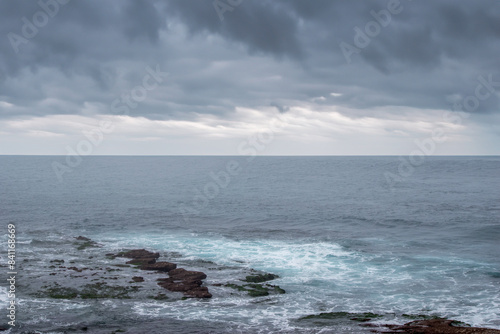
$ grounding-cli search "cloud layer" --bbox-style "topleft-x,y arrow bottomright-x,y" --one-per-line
0,0 -> 499,154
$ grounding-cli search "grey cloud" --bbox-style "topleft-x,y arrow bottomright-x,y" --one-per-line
270,103 -> 289,114
0,0 -> 499,125
166,0 -> 303,60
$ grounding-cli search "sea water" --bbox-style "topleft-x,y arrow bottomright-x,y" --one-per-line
0,156 -> 499,333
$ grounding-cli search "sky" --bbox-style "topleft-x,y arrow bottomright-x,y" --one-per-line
0,0 -> 499,155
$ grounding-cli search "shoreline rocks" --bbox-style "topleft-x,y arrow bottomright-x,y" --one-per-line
157,268 -> 212,298
116,249 -> 160,259
299,312 -> 500,333
110,248 -> 212,298
35,236 -> 500,333
381,318 -> 500,333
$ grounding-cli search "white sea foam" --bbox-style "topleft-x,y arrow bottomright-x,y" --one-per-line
95,232 -> 500,329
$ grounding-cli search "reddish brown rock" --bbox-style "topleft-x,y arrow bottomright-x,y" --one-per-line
157,268 -> 211,298
126,258 -> 156,265
184,286 -> 212,298
132,276 -> 144,282
118,249 -> 160,259
158,279 -> 197,292
140,262 -> 177,272
168,268 -> 207,281
383,319 -> 500,334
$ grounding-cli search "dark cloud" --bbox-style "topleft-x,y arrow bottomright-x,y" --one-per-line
0,0 -> 499,124
166,0 -> 304,60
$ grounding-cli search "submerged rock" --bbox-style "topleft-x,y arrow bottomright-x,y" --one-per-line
37,282 -> 139,300
73,237 -> 100,251
224,282 -> 286,297
300,311 -> 383,322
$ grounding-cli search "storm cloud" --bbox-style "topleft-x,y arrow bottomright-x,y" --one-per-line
0,0 -> 499,155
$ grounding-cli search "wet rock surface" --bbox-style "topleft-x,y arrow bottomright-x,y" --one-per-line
297,312 -> 500,334
157,268 -> 212,298
32,238 -> 214,305
140,261 -> 177,272
115,249 -> 160,259
380,319 -> 500,334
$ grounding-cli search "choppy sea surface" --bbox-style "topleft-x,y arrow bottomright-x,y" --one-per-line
0,156 -> 499,333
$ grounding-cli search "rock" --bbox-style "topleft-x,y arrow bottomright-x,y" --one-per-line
184,286 -> 212,298
50,259 -> 64,263
244,273 -> 279,283
131,276 -> 144,282
157,268 -> 211,298
299,312 -> 383,322
74,239 -> 99,250
126,258 -> 156,265
383,319 -> 500,333
117,249 -> 160,259
158,279 -> 199,292
140,262 -> 177,272
168,268 -> 207,280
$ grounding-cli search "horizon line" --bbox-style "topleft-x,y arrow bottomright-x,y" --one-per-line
1,154 -> 499,157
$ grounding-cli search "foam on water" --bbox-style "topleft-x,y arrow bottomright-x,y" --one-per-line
93,231 -> 500,329
0,286 -> 9,306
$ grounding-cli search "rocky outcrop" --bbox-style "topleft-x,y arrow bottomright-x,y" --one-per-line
113,249 -> 211,298
157,268 -> 211,298
244,273 -> 279,283
117,249 -> 160,259
382,319 -> 500,334
168,268 -> 207,281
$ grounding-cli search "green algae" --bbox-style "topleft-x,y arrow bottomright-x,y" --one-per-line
243,273 -> 279,283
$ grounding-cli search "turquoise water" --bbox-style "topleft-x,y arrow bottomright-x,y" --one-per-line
1,156 -> 499,333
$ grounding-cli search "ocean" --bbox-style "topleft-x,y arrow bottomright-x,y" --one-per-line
1,156 -> 499,333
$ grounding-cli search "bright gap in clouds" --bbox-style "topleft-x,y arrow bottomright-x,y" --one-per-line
0,104 -> 489,155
